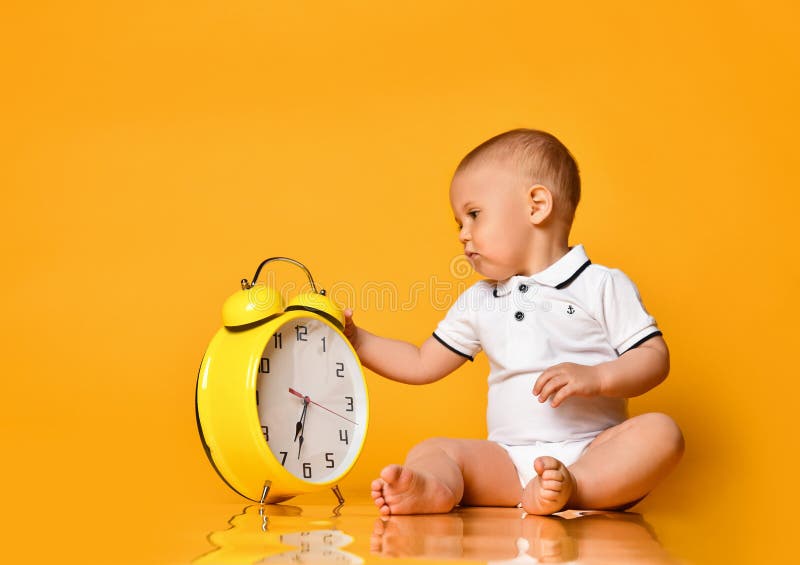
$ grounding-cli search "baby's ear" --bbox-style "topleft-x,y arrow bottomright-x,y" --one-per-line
528,184 -> 554,225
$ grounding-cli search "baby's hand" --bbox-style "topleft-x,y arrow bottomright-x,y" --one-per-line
533,363 -> 602,408
342,307 -> 360,351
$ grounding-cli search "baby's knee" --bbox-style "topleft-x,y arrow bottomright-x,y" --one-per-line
640,412 -> 685,461
411,436 -> 455,452
408,437 -> 461,459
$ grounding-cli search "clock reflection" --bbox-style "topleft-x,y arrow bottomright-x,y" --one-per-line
257,529 -> 363,564
194,504 -> 363,565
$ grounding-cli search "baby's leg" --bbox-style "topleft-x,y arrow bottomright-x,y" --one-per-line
371,438 -> 521,515
560,412 -> 684,512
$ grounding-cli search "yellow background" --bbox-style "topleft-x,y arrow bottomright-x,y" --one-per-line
2,1 -> 797,562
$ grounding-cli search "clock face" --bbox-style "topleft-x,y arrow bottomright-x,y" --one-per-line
256,316 -> 367,484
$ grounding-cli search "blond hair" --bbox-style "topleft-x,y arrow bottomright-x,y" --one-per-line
456,129 -> 581,223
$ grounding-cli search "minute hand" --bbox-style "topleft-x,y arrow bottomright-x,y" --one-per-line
288,388 -> 358,425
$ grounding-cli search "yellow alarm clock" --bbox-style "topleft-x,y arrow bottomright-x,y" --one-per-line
196,257 -> 369,505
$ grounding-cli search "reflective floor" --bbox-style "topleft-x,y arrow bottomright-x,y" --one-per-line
192,499 -> 680,564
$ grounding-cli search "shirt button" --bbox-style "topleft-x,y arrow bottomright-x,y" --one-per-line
518,284 -> 528,293
514,311 -> 525,321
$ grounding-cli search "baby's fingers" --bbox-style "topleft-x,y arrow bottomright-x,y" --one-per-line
536,376 -> 565,404
342,307 -> 359,344
550,384 -> 574,408
344,307 -> 360,329
533,369 -> 556,396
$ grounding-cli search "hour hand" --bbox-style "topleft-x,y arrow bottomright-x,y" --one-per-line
294,400 -> 308,441
295,395 -> 310,459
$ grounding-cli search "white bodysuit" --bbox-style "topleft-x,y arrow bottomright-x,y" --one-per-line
432,245 -> 661,484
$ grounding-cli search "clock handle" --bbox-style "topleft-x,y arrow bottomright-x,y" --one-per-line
244,257 -> 319,293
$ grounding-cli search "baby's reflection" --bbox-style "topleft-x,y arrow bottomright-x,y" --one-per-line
371,508 -> 676,564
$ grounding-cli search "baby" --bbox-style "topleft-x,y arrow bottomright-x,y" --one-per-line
344,129 -> 684,515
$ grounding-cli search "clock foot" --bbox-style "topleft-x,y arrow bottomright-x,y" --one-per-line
259,480 -> 272,505
332,485 -> 345,516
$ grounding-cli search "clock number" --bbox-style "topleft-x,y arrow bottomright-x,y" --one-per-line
325,452 -> 335,469
336,362 -> 345,378
295,325 -> 308,342
345,396 -> 354,412
321,336 -> 326,352
303,462 -> 312,479
261,425 -> 269,441
339,429 -> 349,445
260,358 -> 270,374
274,332 -> 282,349
280,451 -> 288,465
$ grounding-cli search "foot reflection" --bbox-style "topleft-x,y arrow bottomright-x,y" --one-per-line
371,508 -> 677,564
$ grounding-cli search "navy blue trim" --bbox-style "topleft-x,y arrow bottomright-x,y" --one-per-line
225,312 -> 282,331
621,330 -> 663,354
432,332 -> 474,361
285,305 -> 344,331
555,260 -> 592,289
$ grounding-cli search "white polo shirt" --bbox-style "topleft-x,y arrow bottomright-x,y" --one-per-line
433,245 -> 662,444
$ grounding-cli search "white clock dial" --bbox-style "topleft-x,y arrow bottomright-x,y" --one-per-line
256,316 -> 366,484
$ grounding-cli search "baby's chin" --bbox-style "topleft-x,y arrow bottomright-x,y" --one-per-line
471,258 -> 515,281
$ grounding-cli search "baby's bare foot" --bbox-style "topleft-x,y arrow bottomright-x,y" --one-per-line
370,464 -> 457,515
520,456 -> 574,515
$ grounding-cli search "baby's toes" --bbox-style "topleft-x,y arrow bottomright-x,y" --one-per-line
540,479 -> 563,494
539,485 -> 563,500
541,469 -> 564,482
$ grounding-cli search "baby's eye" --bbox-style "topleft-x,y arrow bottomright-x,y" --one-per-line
468,210 -> 479,219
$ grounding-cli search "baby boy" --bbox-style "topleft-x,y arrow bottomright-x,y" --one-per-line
344,129 -> 684,515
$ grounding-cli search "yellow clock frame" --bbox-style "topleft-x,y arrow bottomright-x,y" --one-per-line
196,257 -> 369,505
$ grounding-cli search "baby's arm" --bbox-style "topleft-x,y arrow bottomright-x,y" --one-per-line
596,336 -> 670,397
534,336 -> 670,407
343,308 -> 468,384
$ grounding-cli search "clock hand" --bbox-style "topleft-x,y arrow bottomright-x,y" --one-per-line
297,423 -> 305,460
294,399 -> 308,441
289,387 -> 358,425
294,394 -> 310,459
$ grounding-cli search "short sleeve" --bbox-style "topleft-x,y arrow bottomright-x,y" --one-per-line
600,269 -> 661,355
432,283 -> 484,361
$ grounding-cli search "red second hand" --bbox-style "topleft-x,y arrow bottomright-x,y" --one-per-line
288,387 -> 358,425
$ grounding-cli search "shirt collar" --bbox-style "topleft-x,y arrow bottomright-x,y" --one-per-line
493,244 -> 592,297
